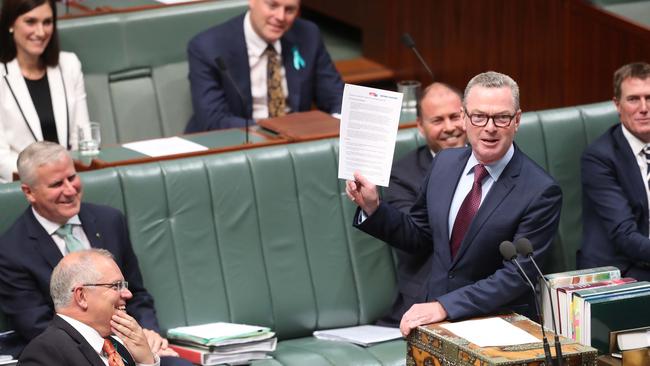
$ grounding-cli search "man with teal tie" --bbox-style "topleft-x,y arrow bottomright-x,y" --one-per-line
0,142 -> 189,366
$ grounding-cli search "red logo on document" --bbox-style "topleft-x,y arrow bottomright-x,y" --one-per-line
369,92 -> 378,97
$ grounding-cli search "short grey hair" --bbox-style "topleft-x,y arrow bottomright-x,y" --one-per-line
50,249 -> 115,310
17,141 -> 69,187
463,71 -> 520,111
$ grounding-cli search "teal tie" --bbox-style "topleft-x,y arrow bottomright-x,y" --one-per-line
55,224 -> 85,253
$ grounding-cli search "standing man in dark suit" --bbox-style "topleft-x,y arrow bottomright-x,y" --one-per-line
185,0 -> 344,132
0,142 -> 189,365
578,62 -> 650,281
346,71 -> 562,336
19,249 -> 157,366
379,82 -> 466,326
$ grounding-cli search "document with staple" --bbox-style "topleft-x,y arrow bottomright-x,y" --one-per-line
338,84 -> 403,187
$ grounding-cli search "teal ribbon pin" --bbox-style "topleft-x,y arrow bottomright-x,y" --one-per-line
292,46 -> 306,70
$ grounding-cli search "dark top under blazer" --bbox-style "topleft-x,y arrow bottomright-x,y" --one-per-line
0,203 -> 158,346
578,124 -> 650,280
18,315 -> 135,366
185,14 -> 344,132
380,145 -> 434,326
356,146 -> 562,320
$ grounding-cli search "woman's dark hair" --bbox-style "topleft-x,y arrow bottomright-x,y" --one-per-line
0,0 -> 59,66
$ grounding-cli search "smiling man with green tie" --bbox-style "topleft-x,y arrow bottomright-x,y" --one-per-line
0,141 -> 189,366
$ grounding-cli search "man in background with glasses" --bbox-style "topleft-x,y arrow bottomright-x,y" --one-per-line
19,249 -> 158,365
346,71 -> 562,335
0,142 -> 189,365
378,82 -> 467,327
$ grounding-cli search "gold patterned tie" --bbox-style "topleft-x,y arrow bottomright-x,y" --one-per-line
265,45 -> 286,118
103,338 -> 125,366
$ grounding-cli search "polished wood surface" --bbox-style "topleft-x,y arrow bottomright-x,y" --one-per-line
303,0 -> 650,111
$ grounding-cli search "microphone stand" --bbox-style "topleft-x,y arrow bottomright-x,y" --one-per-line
215,57 -> 251,144
500,242 -> 555,366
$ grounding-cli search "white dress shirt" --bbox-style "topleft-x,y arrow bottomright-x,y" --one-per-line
447,145 -> 514,237
31,208 -> 90,255
57,314 -> 160,366
243,11 -> 290,120
621,124 -> 650,233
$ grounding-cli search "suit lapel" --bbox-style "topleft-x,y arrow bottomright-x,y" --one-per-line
452,148 -> 521,265
47,64 -> 69,148
4,59 -> 41,141
613,126 -> 648,212
433,149 -> 471,263
280,33 -> 300,112
25,208 -> 63,269
224,16 -> 252,119
51,315 -> 105,366
79,205 -> 103,249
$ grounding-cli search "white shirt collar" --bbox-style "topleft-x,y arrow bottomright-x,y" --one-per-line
31,207 -> 81,236
57,313 -> 105,356
244,11 -> 281,58
465,144 -> 515,181
621,123 -> 647,155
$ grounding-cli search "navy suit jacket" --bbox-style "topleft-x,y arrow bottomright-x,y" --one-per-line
0,203 -> 158,346
356,146 -> 562,320
185,14 -> 344,132
19,315 -> 135,366
578,124 -> 650,280
380,145 -> 433,326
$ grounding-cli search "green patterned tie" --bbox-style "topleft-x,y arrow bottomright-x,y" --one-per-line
55,224 -> 85,253
265,45 -> 286,118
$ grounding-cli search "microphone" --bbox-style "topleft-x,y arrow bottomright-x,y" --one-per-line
400,33 -> 435,81
499,241 -> 555,366
515,238 -> 563,366
215,56 -> 251,144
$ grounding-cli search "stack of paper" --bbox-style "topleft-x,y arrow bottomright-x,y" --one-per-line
313,325 -> 402,347
167,322 -> 276,365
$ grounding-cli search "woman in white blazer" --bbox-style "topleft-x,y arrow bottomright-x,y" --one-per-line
0,0 -> 89,183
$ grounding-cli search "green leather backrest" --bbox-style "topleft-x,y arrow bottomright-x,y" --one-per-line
0,102 -> 618,334
56,1 -> 249,144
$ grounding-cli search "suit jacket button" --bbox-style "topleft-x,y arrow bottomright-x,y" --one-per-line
448,272 -> 454,279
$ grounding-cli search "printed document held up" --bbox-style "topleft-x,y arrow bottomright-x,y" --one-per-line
338,84 -> 402,187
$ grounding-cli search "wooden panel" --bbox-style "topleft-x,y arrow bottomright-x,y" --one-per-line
303,0 -> 650,111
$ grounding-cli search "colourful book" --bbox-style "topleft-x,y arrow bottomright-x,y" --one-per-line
169,344 -> 270,366
572,281 -> 650,344
541,266 -> 620,330
555,278 -> 635,338
585,289 -> 650,353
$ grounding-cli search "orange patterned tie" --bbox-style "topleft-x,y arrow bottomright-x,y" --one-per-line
265,45 -> 286,118
103,338 -> 125,366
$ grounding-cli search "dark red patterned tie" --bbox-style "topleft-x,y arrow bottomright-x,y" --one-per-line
449,164 -> 489,258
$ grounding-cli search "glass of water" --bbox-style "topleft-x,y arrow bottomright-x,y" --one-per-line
78,122 -> 101,156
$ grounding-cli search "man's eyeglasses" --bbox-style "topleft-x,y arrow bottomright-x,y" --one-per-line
464,109 -> 518,128
72,280 -> 129,292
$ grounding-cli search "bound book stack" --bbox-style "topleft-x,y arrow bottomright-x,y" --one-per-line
541,266 -> 650,353
167,322 -> 276,365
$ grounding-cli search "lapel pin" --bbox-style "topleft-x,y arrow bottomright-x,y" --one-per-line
96,233 -> 100,238
292,46 -> 305,70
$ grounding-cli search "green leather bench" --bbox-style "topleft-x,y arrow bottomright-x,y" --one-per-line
55,0 -> 362,145
57,0 -> 249,144
0,101 -> 618,364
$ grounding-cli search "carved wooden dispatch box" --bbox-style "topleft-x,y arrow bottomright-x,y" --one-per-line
407,314 -> 598,366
